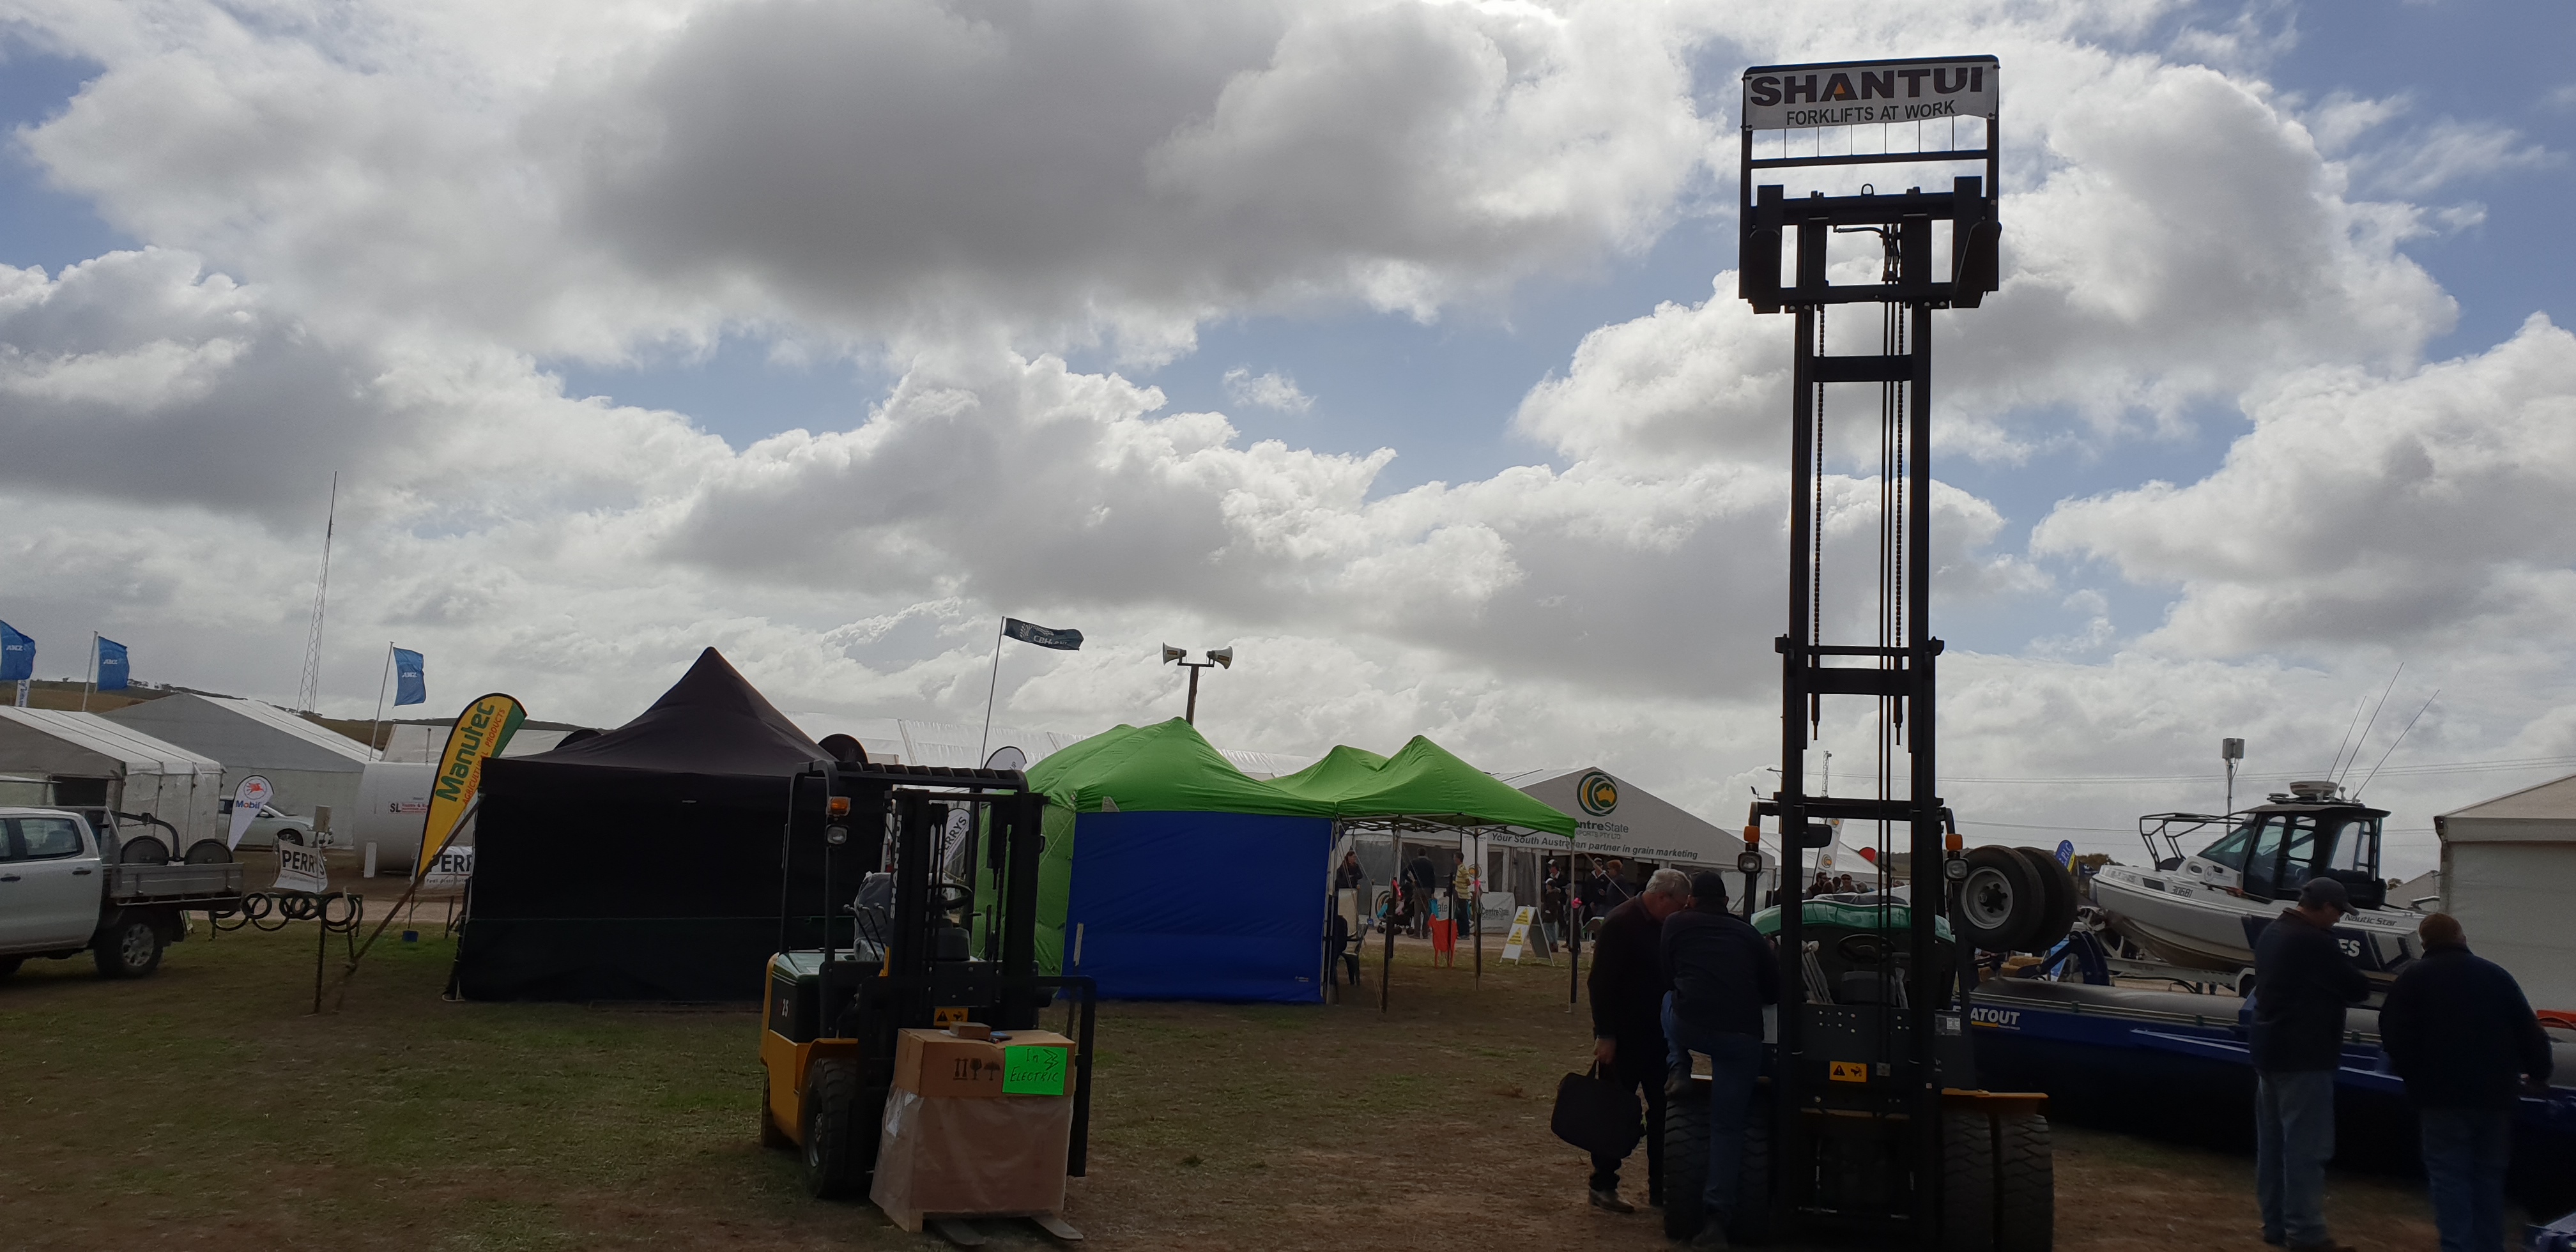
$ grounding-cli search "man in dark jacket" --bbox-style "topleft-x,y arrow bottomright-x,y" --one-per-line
1661,870 -> 1779,1249
2250,876 -> 2371,1252
2377,913 -> 2554,1252
1583,867 -> 1691,1214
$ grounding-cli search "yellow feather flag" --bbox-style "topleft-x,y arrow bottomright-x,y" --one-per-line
414,692 -> 526,878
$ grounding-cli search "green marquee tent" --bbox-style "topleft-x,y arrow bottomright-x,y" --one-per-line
1015,719 -> 1566,1002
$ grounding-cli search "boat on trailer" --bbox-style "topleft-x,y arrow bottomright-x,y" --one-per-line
2088,780 -> 2421,990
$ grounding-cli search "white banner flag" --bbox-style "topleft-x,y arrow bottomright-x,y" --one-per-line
226,775 -> 273,850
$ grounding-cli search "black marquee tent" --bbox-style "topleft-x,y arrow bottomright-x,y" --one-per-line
453,648 -> 830,1002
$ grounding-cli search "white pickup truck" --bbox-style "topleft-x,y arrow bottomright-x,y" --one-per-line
0,807 -> 245,979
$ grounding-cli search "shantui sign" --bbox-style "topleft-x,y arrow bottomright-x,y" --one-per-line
1742,56 -> 1997,130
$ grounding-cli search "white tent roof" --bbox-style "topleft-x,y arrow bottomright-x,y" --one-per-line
1487,766 -> 1765,869
102,693 -> 373,770
0,707 -> 222,777
2436,773 -> 2576,843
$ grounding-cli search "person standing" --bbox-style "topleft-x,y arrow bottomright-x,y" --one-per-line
1662,870 -> 1779,1249
2250,877 -> 2371,1252
1404,849 -> 1439,936
1583,867 -> 1692,1214
2377,913 -> 2554,1252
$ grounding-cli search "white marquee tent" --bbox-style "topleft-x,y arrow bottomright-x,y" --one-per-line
0,708 -> 223,849
2435,774 -> 2576,1014
103,693 -> 373,825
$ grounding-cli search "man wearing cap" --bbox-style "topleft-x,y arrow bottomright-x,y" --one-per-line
2250,876 -> 2372,1252
2377,913 -> 2554,1252
1661,869 -> 1779,1249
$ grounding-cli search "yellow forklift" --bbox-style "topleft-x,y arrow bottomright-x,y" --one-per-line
756,748 -> 1095,1228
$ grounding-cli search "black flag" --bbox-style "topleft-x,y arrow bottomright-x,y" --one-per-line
1002,618 -> 1083,650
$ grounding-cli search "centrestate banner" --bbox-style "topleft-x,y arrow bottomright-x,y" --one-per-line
414,692 -> 525,876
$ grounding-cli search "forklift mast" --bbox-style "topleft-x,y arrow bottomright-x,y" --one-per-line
1738,56 -> 2000,1244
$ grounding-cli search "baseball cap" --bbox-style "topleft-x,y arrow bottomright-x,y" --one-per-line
2297,876 -> 2350,912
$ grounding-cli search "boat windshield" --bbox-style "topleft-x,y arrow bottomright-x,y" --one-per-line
2232,811 -> 2380,900
2196,820 -> 2256,867
2320,814 -> 2380,876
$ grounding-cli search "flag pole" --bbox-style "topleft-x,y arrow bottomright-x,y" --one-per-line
367,644 -> 394,759
977,618 -> 1006,761
81,632 -> 96,712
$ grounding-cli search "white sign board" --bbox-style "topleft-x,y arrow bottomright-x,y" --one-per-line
226,774 -> 273,850
422,843 -> 475,890
272,841 -> 330,894
1501,906 -> 1536,962
1743,57 -> 1996,130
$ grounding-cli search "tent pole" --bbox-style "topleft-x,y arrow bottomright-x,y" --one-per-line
1471,830 -> 1481,986
977,618 -> 1005,761
1380,855 -> 1394,1012
367,643 -> 393,758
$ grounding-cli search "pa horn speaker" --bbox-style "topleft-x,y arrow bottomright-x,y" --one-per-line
1162,643 -> 1186,664
1208,646 -> 1233,669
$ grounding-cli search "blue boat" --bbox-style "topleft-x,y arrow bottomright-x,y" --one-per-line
1965,973 -> 2576,1217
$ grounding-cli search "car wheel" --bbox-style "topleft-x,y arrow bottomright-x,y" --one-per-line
93,917 -> 163,979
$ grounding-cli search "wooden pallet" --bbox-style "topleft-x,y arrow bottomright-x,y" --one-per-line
878,1204 -> 1083,1243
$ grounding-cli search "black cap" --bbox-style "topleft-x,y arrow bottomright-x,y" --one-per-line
1689,871 -> 1731,911
2297,876 -> 2350,911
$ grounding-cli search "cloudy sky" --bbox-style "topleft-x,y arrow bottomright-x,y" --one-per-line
4,0 -> 2573,874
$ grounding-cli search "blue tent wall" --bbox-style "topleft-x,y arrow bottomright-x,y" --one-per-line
1062,811 -> 1331,1003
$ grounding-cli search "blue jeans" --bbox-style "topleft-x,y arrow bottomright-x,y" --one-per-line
2418,1108 -> 2511,1252
1664,995 -> 1764,1225
2255,1070 -> 2336,1246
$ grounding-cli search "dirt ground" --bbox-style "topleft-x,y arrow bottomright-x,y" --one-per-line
0,919 -> 2450,1251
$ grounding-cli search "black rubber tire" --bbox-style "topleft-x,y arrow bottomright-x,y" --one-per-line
799,1058 -> 859,1199
183,840 -> 234,864
0,956 -> 21,980
760,1072 -> 794,1150
1662,1076 -> 1710,1241
118,836 -> 170,865
92,917 -> 163,979
1731,1094 -> 1774,1244
1958,846 -> 2044,952
1942,1108 -> 1997,1251
2013,848 -> 2079,954
1995,1113 -> 2053,1252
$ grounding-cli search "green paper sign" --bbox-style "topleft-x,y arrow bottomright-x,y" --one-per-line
1001,1044 -> 1068,1096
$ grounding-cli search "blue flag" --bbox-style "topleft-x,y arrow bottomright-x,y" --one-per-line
393,648 -> 427,705
0,621 -> 31,683
1001,618 -> 1083,650
95,637 -> 129,691
2055,839 -> 2075,867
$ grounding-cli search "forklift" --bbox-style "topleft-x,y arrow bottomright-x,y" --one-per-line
756,746 -> 1096,1232
1661,56 -> 2055,1249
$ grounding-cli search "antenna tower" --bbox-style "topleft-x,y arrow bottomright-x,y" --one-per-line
296,473 -> 339,712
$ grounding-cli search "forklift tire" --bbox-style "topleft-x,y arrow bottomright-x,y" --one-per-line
1660,1077 -> 1772,1244
1958,846 -> 2043,952
2012,848 -> 2079,954
800,1058 -> 859,1199
93,917 -> 163,979
759,1074 -> 793,1150
1941,1110 -> 1996,1251
1662,1077 -> 1709,1242
1995,1113 -> 2053,1252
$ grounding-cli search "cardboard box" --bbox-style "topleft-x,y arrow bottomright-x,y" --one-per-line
892,1028 -> 1075,1099
869,1089 -> 1074,1230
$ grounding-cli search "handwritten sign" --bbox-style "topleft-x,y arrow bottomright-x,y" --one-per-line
1001,1045 -> 1068,1096
273,842 -> 330,894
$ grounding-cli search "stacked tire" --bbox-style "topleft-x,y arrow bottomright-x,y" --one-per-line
1662,1076 -> 1772,1244
1942,1106 -> 2053,1251
1954,846 -> 2077,954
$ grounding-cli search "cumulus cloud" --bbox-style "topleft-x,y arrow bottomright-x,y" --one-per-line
1219,367 -> 1310,413
6,0 -> 2575,877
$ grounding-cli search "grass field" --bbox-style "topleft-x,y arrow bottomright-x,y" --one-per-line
0,919 -> 2448,1251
